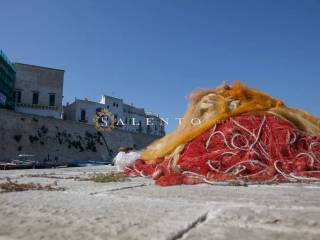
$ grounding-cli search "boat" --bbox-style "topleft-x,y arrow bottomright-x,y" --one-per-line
67,160 -> 110,168
0,154 -> 37,170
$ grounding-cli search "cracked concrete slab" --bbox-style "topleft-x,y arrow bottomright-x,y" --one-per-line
182,207 -> 320,240
1,166 -> 320,240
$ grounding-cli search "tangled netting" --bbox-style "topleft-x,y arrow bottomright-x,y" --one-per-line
124,115 -> 320,186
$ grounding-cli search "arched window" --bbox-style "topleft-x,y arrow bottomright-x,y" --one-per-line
80,109 -> 86,121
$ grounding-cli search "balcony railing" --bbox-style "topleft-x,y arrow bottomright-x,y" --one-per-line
15,103 -> 58,111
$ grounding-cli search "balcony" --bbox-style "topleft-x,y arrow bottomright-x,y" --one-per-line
15,103 -> 58,111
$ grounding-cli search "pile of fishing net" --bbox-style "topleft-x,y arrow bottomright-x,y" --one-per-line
124,81 -> 320,186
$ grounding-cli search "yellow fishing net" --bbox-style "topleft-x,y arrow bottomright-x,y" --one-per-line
141,81 -> 320,164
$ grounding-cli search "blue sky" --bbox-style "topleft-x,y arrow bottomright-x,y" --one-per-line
1,0 -> 319,132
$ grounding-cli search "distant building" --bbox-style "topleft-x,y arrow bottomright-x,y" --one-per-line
0,50 -> 16,110
64,95 -> 165,136
14,63 -> 64,119
145,112 -> 165,136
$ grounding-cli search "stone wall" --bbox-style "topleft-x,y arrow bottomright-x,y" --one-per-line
0,109 -> 161,164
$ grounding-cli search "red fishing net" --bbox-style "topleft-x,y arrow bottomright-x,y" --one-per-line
124,115 -> 320,186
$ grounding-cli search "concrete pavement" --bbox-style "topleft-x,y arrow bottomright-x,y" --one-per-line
0,166 -> 320,240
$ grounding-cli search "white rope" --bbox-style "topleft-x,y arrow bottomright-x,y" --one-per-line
258,143 -> 269,158
206,130 -> 234,150
182,171 -> 204,177
224,160 -> 268,174
273,160 -> 296,182
207,160 -> 221,172
205,125 -> 217,149
230,133 -> 250,150
221,151 -> 237,156
296,152 -> 315,167
309,142 -> 320,163
230,118 -> 254,136
249,116 -> 266,149
286,131 -> 297,145
133,163 -> 148,178
310,141 -> 320,151
232,165 -> 246,175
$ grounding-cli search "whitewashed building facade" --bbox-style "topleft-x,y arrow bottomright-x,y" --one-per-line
63,95 -> 165,137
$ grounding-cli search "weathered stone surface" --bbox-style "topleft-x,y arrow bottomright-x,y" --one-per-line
1,166 -> 320,240
0,109 -> 160,164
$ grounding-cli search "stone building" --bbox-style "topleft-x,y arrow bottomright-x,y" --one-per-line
146,112 -> 166,136
0,50 -> 16,110
14,63 -> 64,119
64,96 -> 165,137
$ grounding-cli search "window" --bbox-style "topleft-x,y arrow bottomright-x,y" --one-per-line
32,92 -> 39,105
14,90 -> 21,103
96,107 -> 102,113
49,93 -> 55,106
80,109 -> 86,121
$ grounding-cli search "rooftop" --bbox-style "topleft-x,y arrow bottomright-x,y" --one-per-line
68,97 -> 149,116
15,62 -> 65,72
101,95 -> 123,102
